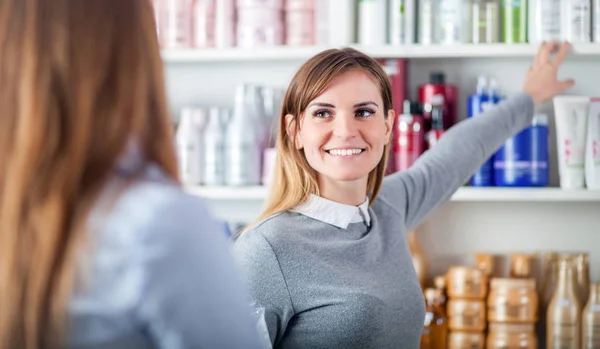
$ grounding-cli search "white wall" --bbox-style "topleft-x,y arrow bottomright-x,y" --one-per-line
164,55 -> 600,284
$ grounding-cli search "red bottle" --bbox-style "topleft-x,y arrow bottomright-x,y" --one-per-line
426,95 -> 445,149
418,72 -> 458,130
394,101 -> 425,172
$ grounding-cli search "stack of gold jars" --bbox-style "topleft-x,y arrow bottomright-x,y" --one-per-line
486,254 -> 539,349
446,266 -> 488,349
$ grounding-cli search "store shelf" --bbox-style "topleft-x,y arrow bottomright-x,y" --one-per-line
162,43 -> 600,63
186,186 -> 600,202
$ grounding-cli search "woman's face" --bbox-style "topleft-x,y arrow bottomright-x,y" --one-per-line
291,69 -> 394,189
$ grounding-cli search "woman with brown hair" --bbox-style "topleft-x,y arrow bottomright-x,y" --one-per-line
234,42 -> 574,348
0,0 -> 263,348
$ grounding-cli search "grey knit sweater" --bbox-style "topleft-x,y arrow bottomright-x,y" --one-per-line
234,93 -> 534,348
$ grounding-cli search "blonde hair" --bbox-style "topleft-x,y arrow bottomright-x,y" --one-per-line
245,48 -> 393,233
0,0 -> 178,347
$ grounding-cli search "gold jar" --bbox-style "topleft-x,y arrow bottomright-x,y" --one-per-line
447,299 -> 486,331
487,323 -> 537,349
487,278 -> 538,323
447,266 -> 488,299
448,331 -> 485,349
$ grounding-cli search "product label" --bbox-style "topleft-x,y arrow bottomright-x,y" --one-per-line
567,2 -> 591,42
583,323 -> 600,348
537,0 -> 562,41
488,300 -> 532,321
548,321 -> 579,348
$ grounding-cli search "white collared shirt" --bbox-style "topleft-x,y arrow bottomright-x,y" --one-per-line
294,194 -> 371,229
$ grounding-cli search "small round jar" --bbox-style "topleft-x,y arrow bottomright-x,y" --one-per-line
447,299 -> 486,331
487,278 -> 538,323
447,266 -> 488,299
487,323 -> 537,349
448,331 -> 485,349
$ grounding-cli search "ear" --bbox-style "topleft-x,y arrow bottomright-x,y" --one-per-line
285,114 -> 303,149
384,109 -> 395,145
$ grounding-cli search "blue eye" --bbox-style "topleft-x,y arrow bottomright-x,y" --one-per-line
356,108 -> 375,118
313,110 -> 332,119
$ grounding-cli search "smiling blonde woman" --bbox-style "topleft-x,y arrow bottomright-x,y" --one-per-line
234,43 -> 574,348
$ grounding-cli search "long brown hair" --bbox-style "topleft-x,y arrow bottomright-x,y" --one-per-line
246,48 -> 393,232
0,0 -> 178,347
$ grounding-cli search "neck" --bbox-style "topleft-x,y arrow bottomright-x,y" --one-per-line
317,174 -> 368,206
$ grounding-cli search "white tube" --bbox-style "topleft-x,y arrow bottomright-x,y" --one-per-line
585,99 -> 600,189
553,96 -> 590,189
358,0 -> 387,45
215,0 -> 235,48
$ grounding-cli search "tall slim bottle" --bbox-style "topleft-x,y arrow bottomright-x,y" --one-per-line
501,0 -> 527,43
576,253 -> 591,306
420,288 -> 448,349
583,283 -> 600,349
546,257 -> 581,349
358,0 -> 387,45
225,85 -> 262,186
471,0 -> 500,43
176,108 -> 206,186
203,107 -> 227,186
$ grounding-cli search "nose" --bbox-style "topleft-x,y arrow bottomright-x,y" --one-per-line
332,113 -> 358,138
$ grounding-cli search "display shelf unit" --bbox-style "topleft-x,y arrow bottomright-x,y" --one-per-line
162,43 -> 600,63
186,186 -> 600,202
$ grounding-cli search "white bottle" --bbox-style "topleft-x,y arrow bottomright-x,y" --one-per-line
563,0 -> 591,43
593,0 -> 600,41
390,0 -> 417,44
323,0 -> 357,45
358,0 -> 387,45
419,0 -> 435,44
528,0 -> 561,43
176,108 -> 206,186
215,0 -> 235,47
203,107 -> 227,186
225,85 -> 262,186
436,0 -> 471,44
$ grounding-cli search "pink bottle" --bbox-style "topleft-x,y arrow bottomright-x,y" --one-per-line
237,0 -> 283,9
237,8 -> 284,47
285,10 -> 314,46
192,0 -> 216,48
161,0 -> 194,49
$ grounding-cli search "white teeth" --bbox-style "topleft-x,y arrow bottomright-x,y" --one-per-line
328,149 -> 363,156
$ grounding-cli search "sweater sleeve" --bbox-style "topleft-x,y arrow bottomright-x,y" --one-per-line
379,92 -> 535,230
234,231 -> 295,347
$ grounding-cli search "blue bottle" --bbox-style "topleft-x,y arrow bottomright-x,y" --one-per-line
494,114 -> 549,187
468,76 -> 498,186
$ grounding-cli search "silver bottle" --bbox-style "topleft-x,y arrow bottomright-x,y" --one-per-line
225,84 -> 262,186
203,107 -> 228,186
176,107 -> 206,186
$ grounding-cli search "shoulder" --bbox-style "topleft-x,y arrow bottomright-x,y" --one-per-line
91,174 -> 226,256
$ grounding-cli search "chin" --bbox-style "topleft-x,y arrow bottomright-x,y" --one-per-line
327,171 -> 371,182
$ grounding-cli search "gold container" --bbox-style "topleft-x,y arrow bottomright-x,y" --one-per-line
474,252 -> 494,276
447,331 -> 485,349
447,266 -> 488,299
447,299 -> 486,331
583,283 -> 600,349
510,253 -> 533,279
547,257 -> 581,349
487,323 -> 537,349
487,278 -> 538,323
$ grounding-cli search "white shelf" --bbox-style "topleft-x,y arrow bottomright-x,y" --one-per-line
162,43 -> 600,63
186,186 -> 600,202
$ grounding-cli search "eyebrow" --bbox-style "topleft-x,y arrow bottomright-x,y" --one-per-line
306,101 -> 379,109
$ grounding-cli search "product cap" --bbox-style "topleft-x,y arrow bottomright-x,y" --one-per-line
430,72 -> 445,84
532,113 -> 548,126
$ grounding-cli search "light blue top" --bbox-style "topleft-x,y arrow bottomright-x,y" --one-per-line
67,156 -> 265,349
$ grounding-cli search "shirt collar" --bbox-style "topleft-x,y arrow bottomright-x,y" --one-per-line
294,194 -> 371,229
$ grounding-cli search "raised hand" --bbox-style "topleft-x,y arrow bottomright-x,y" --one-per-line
522,42 -> 575,104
